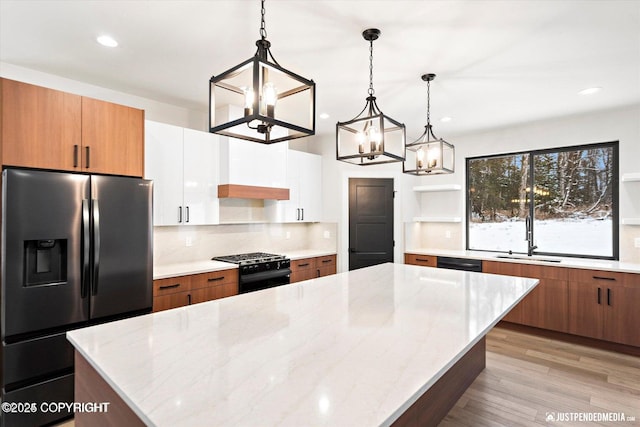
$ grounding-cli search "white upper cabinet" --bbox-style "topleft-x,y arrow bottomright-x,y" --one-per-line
218,137 -> 287,188
267,150 -> 322,222
145,121 -> 219,226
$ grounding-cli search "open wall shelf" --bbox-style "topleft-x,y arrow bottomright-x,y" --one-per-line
413,217 -> 462,223
621,218 -> 640,225
622,173 -> 640,182
413,184 -> 462,192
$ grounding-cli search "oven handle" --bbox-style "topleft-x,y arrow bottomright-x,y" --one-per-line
240,268 -> 292,284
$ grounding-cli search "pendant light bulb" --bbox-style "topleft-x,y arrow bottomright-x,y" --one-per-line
416,147 -> 425,169
263,82 -> 277,118
243,88 -> 255,116
427,144 -> 440,168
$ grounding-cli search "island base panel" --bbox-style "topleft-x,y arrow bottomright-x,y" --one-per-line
391,336 -> 486,427
74,351 -> 146,427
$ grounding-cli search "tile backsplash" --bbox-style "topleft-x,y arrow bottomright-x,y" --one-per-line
153,222 -> 337,265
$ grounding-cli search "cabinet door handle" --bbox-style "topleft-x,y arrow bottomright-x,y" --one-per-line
186,206 -> 190,223
85,146 -> 90,168
597,287 -> 601,305
317,269 -> 320,277
187,294 -> 192,305
178,206 -> 182,223
416,258 -> 431,262
296,208 -> 300,221
298,263 -> 310,267
208,277 -> 224,282
322,259 -> 332,264
593,276 -> 616,281
159,283 -> 180,290
73,145 -> 79,167
301,208 -> 304,221
607,288 -> 611,306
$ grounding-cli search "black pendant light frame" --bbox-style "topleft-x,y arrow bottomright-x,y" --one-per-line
209,0 -> 315,144
404,73 -> 455,175
336,28 -> 406,165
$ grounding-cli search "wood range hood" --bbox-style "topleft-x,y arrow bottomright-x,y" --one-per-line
217,184 -> 290,200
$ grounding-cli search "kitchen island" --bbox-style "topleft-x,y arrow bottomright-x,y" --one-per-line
67,263 -> 538,426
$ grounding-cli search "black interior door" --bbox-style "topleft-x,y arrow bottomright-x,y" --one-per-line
348,178 -> 394,270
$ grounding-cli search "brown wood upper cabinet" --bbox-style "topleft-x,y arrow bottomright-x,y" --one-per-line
1,78 -> 144,177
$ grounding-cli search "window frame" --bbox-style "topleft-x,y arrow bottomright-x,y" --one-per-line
465,141 -> 619,260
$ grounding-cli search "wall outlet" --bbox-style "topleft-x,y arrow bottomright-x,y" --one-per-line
445,230 -> 452,239
285,232 -> 291,239
323,230 -> 331,239
635,237 -> 640,248
185,236 -> 193,247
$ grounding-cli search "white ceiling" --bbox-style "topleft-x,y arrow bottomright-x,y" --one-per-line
1,0 -> 639,139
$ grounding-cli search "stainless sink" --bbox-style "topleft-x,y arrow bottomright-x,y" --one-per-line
495,255 -> 561,263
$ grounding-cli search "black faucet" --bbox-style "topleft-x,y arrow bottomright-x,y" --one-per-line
525,216 -> 537,256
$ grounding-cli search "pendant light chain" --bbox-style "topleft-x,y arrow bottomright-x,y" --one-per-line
426,78 -> 431,126
260,0 -> 267,40
368,39 -> 375,96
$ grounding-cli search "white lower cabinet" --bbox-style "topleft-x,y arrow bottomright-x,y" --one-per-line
145,121 -> 219,226
267,150 -> 322,222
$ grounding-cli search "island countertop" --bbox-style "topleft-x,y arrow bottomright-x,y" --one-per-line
67,263 -> 538,426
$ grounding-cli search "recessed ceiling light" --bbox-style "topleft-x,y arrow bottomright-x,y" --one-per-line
319,113 -> 330,119
97,35 -> 118,48
578,87 -> 602,95
440,116 -> 452,122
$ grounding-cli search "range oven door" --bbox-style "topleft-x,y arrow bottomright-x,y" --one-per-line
239,269 -> 291,294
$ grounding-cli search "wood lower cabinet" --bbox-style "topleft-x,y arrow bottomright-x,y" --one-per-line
290,254 -> 337,283
1,78 -> 144,176
404,253 -> 437,268
568,269 -> 640,347
483,261 -> 569,332
153,269 -> 238,312
316,255 -> 337,278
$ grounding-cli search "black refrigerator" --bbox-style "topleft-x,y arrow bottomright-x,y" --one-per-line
1,168 -> 153,427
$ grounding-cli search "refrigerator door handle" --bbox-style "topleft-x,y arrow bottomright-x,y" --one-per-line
92,199 -> 101,296
81,199 -> 91,298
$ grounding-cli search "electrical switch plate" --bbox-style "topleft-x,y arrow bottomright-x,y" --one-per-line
185,236 -> 193,247
323,231 -> 331,239
635,237 -> 640,248
285,232 -> 291,239
445,230 -> 452,239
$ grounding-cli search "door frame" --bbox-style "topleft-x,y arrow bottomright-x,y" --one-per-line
339,169 -> 406,273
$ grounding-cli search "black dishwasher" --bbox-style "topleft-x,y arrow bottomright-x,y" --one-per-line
437,256 -> 483,272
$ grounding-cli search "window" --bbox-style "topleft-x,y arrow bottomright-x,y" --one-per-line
466,142 -> 618,259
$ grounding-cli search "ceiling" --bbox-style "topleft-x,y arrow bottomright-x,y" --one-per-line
1,0 -> 639,139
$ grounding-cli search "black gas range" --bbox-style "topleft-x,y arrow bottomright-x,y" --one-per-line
212,252 -> 291,294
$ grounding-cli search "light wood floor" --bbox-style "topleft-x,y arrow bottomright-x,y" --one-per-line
55,326 -> 640,427
441,326 -> 640,426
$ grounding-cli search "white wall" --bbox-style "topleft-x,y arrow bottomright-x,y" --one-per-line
407,104 -> 640,262
0,62 -> 207,129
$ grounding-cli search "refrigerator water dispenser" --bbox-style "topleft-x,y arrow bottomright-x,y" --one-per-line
23,239 -> 67,287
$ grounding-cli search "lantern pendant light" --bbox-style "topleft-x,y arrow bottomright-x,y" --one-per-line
336,28 -> 406,165
404,74 -> 455,175
209,0 -> 315,144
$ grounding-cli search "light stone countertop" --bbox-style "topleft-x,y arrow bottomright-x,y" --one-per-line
406,248 -> 640,275
153,260 -> 238,280
153,250 -> 337,280
67,263 -> 538,427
